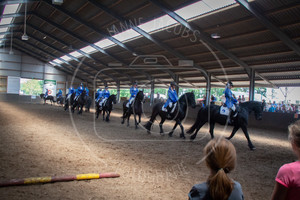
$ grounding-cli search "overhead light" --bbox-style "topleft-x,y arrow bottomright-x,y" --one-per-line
43,36 -> 47,39
211,33 -> 221,39
22,34 -> 29,40
52,0 -> 64,5
22,2 -> 29,41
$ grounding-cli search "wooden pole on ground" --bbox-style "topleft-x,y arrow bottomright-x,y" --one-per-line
0,173 -> 120,187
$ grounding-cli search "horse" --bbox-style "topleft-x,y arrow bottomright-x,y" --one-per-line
187,101 -> 264,150
40,94 -> 56,105
56,96 -> 64,106
121,91 -> 145,129
96,95 -> 117,122
85,96 -> 92,112
144,92 -> 196,139
64,93 -> 75,111
71,90 -> 87,114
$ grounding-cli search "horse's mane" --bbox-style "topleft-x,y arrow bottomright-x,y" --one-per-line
179,92 -> 193,102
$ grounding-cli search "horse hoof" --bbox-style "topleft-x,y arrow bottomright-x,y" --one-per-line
147,130 -> 151,134
225,137 -> 231,140
249,145 -> 256,151
180,134 -> 186,139
190,135 -> 196,141
160,132 -> 165,136
168,132 -> 173,137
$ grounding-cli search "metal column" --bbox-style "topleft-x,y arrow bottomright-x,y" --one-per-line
116,81 -> 120,103
174,74 -> 179,95
205,73 -> 211,106
249,68 -> 255,101
150,79 -> 154,105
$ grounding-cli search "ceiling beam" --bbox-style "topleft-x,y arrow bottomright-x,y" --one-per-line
32,12 -> 137,82
88,0 -> 209,80
236,0 -> 300,57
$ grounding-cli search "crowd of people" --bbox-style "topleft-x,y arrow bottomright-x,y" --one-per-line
264,101 -> 299,114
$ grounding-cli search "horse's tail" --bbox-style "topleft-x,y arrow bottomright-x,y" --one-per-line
186,107 -> 203,134
144,104 -> 160,131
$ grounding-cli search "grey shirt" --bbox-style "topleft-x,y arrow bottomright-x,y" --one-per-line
188,181 -> 244,200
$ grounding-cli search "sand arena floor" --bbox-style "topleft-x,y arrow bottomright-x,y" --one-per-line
0,102 -> 295,200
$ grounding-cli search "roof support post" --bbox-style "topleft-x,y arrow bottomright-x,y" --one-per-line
205,73 -> 211,106
150,78 -> 155,106
116,80 -> 120,103
174,74 -> 179,95
249,68 -> 255,101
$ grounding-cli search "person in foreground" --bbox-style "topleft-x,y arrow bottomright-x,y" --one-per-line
271,120 -> 300,200
188,138 -> 244,200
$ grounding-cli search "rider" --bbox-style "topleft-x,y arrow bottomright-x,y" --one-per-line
162,82 -> 178,117
44,89 -> 49,98
95,88 -> 103,103
66,86 -> 75,100
75,83 -> 84,101
126,82 -> 139,108
224,81 -> 238,123
99,86 -> 110,110
56,89 -> 62,99
85,87 -> 89,97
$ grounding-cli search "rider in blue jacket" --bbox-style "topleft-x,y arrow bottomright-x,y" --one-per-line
95,88 -> 103,102
75,83 -> 84,101
99,86 -> 110,109
85,87 -> 89,96
126,82 -> 139,108
45,89 -> 49,98
67,86 -> 75,100
224,81 -> 238,122
162,82 -> 178,116
56,89 -> 62,98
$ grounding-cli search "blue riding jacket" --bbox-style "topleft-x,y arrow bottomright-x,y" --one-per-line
45,89 -> 49,98
85,87 -> 89,96
129,87 -> 139,101
57,89 -> 62,98
76,86 -> 84,97
102,89 -> 110,99
164,86 -> 178,108
224,87 -> 237,108
95,89 -> 103,101
68,87 -> 75,95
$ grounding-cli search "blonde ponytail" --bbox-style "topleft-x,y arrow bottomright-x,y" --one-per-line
204,138 -> 236,200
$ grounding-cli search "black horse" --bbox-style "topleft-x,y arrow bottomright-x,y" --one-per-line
71,90 -> 87,114
85,96 -> 92,112
56,96 -> 64,106
187,101 -> 264,150
64,93 -> 75,111
40,94 -> 56,105
96,95 -> 117,122
121,91 -> 144,129
144,92 -> 196,139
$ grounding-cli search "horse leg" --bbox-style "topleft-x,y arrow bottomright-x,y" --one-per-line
190,121 -> 206,141
96,108 -> 100,119
159,118 -> 166,135
241,125 -> 256,150
226,126 -> 240,140
209,122 -> 215,139
134,114 -> 138,129
103,110 -> 105,121
106,111 -> 111,122
127,113 -> 131,127
168,122 -> 178,137
179,122 -> 186,139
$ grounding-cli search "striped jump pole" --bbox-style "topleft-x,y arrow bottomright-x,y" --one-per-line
0,172 -> 120,187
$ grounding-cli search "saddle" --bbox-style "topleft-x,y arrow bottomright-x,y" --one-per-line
220,105 -> 238,117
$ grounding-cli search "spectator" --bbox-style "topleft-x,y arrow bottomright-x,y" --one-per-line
211,95 -> 217,105
241,95 -> 245,102
271,120 -> 300,199
238,95 -> 242,103
188,138 -> 244,200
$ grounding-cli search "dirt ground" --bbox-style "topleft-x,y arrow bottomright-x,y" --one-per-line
0,102 -> 296,200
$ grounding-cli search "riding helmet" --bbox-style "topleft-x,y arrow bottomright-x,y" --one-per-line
227,81 -> 233,87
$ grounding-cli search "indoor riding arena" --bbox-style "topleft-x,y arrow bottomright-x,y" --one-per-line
0,1 -> 300,200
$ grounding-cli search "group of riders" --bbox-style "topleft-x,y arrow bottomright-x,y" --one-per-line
44,80 -> 238,121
